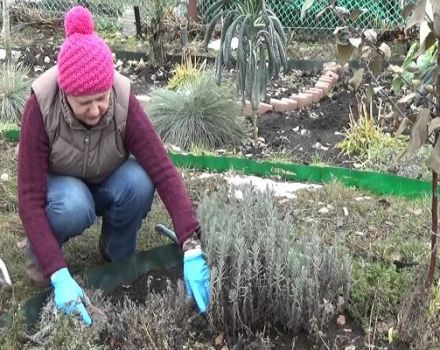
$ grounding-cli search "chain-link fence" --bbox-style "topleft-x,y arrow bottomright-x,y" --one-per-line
200,0 -> 416,36
6,0 -> 180,31
6,0 -> 415,36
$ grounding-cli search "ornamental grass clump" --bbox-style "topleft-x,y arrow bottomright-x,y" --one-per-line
0,62 -> 30,124
149,74 -> 243,150
198,185 -> 352,337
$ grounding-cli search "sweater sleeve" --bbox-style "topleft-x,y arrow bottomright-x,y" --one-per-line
18,94 -> 67,277
124,93 -> 199,244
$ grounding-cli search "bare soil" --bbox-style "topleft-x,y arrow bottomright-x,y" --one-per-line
259,89 -> 356,165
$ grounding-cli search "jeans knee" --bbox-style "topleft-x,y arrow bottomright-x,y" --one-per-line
46,177 -> 96,242
110,160 -> 155,212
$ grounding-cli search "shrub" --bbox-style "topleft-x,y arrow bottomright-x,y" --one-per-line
363,144 -> 432,181
105,280 -> 195,349
336,99 -> 405,161
397,268 -> 440,349
348,259 -> 414,328
0,62 -> 30,124
149,74 -> 243,150
198,185 -> 352,337
167,54 -> 205,91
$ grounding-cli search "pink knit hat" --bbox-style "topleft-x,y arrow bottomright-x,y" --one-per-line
57,6 -> 114,96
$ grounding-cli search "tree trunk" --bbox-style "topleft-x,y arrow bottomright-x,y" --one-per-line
427,38 -> 440,287
252,110 -> 258,147
2,0 -> 11,61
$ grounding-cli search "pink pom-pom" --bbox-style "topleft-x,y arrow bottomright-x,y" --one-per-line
64,6 -> 94,36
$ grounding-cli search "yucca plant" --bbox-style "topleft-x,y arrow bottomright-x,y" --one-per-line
203,0 -> 287,145
149,73 -> 243,150
0,62 -> 30,124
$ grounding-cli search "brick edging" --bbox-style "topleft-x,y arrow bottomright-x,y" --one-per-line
135,62 -> 345,117
242,61 -> 345,115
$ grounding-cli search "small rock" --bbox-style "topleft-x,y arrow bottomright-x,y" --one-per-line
336,314 -> 346,327
319,207 -> 329,214
43,56 -> 50,64
300,129 -> 309,136
353,163 -> 362,169
354,197 -> 364,201
344,346 -> 356,350
0,173 -> 9,181
343,207 -> 349,216
292,126 -> 300,132
385,221 -> 394,226
215,333 -> 224,346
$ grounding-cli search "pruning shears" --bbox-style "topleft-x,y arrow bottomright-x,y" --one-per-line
155,224 -> 179,244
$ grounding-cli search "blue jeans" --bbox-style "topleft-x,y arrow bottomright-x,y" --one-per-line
44,159 -> 155,261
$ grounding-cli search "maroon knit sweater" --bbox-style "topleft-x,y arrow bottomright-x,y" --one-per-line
18,93 -> 199,278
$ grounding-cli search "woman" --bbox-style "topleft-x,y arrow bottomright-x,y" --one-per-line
18,5 -> 210,325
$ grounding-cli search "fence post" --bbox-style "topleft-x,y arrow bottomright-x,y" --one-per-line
188,0 -> 198,22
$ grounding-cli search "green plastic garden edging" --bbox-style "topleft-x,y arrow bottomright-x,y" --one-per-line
1,126 -> 435,199
0,244 -> 182,329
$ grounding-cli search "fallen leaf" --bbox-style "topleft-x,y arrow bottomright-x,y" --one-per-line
408,208 -> 423,216
215,333 -> 224,346
337,314 -> 346,327
378,199 -> 391,209
16,239 -> 27,250
319,207 -> 329,214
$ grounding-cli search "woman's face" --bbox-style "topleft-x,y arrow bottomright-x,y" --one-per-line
66,90 -> 111,126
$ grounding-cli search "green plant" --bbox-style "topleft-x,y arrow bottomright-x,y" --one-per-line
336,98 -> 404,160
149,74 -> 243,150
203,0 -> 287,145
0,62 -> 30,124
391,41 -> 437,93
0,303 -> 27,350
106,281 -> 194,349
348,259 -> 414,328
167,53 -> 206,90
198,185 -> 352,337
397,269 -> 440,349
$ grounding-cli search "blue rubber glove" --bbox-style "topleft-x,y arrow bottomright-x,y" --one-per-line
50,267 -> 92,326
183,248 -> 211,313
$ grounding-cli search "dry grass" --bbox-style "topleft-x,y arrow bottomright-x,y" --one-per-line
0,137 -> 436,348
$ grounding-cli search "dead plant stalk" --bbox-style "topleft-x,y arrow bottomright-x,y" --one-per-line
427,37 -> 440,287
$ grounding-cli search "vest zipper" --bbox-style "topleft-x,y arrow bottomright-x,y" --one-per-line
82,131 -> 91,178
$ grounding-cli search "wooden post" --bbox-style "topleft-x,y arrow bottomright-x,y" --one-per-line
2,0 -> 11,61
133,6 -> 142,38
188,0 -> 198,22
